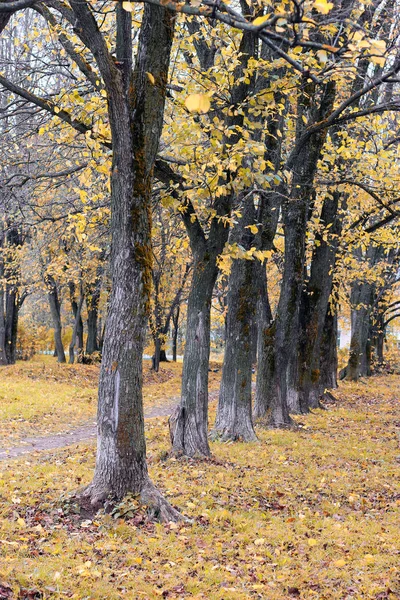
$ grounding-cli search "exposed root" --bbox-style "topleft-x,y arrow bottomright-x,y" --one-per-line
140,479 -> 185,523
76,478 -> 185,523
322,390 -> 338,403
210,427 -> 258,443
265,414 -> 298,430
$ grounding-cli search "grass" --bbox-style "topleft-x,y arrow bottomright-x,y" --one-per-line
0,356 -> 221,444
0,362 -> 399,599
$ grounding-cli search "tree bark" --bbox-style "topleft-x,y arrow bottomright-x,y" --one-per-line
319,308 -> 338,390
0,226 -> 6,366
72,1 -> 180,519
69,282 -> 84,362
346,281 -> 374,380
253,263 -> 274,419
169,250 -> 218,457
212,197 -> 258,442
298,191 -> 342,411
85,266 -> 102,355
46,274 -> 66,364
266,80 -> 336,426
172,305 -> 180,361
69,285 -> 84,364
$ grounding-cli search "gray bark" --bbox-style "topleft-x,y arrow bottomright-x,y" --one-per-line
213,197 -> 258,442
71,1 -> 180,520
46,274 -> 66,364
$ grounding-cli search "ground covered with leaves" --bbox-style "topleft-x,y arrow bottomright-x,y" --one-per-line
0,362 -> 399,599
0,357 -> 221,445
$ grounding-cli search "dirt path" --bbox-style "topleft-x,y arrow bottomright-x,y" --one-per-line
0,400 -> 179,462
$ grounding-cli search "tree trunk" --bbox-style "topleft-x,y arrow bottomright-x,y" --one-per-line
253,263 -> 274,419
69,282 -> 84,362
152,337 -> 161,372
213,199 -> 258,442
266,80 -> 336,426
86,270 -> 102,355
4,284 -> 18,364
169,253 -> 217,457
376,322 -> 385,366
46,274 -> 66,364
170,24 -> 258,457
69,287 -> 84,364
74,2 -> 179,520
172,306 -> 179,361
298,191 -> 342,411
0,276 -> 6,366
319,308 -> 338,390
346,281 -> 374,381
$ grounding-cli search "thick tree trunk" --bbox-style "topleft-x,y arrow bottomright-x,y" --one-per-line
46,275 -> 66,364
346,282 -> 374,381
319,308 -> 338,390
266,80 -> 336,426
170,254 -> 217,457
213,199 -> 258,442
268,195 -> 308,425
298,191 -> 341,411
253,264 -> 274,419
74,2 -> 179,520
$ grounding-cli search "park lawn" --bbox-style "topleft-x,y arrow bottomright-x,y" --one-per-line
0,374 -> 398,599
0,356 -> 222,444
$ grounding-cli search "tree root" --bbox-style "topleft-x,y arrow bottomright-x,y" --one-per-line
140,479 -> 185,523
75,478 -> 185,523
262,414 -> 299,430
322,391 -> 338,403
210,427 -> 258,443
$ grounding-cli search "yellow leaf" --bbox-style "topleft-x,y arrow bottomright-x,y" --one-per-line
254,538 -> 265,546
184,94 -> 211,114
307,538 -> 318,547
17,518 -> 25,528
252,15 -> 269,27
146,72 -> 155,85
313,0 -> 334,14
246,224 -> 258,234
122,1 -> 133,11
335,559 -> 346,567
364,554 -> 375,563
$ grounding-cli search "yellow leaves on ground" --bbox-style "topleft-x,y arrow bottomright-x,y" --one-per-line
0,369 -> 399,599
184,93 -> 211,114
307,538 -> 318,547
334,558 -> 346,567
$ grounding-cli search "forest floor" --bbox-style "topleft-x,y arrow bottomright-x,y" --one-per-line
0,358 -> 399,600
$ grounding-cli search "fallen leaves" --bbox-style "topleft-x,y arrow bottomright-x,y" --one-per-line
0,371 -> 398,598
